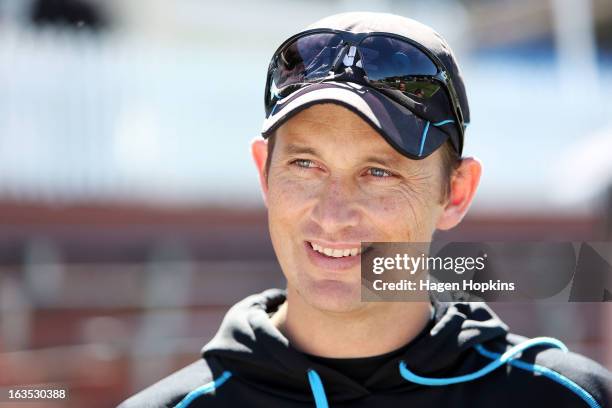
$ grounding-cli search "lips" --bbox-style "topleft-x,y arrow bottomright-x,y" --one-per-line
304,240 -> 368,271
309,241 -> 362,258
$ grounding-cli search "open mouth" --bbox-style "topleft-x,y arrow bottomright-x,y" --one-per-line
308,241 -> 363,258
304,240 -> 372,271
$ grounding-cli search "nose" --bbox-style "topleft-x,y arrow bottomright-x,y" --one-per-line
310,177 -> 360,234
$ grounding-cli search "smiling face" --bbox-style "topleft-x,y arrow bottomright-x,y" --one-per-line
259,103 -> 454,313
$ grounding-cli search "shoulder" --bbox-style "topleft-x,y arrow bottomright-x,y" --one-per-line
485,333 -> 611,407
525,339 -> 611,407
116,359 -> 214,408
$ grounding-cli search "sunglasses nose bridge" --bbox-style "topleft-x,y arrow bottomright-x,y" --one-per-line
330,42 -> 351,72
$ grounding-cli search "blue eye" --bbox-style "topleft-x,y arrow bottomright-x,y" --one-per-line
368,167 -> 392,177
291,159 -> 316,169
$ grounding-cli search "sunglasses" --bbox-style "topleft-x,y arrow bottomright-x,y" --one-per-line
264,29 -> 466,156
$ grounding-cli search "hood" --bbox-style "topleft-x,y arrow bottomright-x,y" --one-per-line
201,289 -> 509,403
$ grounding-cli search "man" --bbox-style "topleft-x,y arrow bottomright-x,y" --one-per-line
119,12 -> 611,407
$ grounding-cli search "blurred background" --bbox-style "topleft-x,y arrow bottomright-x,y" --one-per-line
0,0 -> 611,406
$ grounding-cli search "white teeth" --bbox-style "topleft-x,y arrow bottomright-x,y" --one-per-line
309,242 -> 361,258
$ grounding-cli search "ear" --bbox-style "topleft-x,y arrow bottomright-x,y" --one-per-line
436,157 -> 482,230
251,137 -> 269,207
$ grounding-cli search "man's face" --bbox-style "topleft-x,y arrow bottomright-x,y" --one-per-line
264,104 -> 449,313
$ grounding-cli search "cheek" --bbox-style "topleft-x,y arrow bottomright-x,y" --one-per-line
267,175 -> 315,218
364,195 -> 415,239
266,175 -> 321,281
266,174 -> 320,249
363,186 -> 439,241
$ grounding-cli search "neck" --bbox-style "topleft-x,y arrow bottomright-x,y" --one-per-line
270,286 -> 432,358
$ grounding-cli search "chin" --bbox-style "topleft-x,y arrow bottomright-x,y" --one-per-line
299,278 -> 364,313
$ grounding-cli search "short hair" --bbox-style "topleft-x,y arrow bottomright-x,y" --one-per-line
263,133 -> 460,203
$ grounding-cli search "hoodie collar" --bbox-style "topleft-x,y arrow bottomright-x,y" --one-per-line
202,289 -> 508,402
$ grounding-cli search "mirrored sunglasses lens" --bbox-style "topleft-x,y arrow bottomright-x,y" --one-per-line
360,36 -> 441,98
360,36 -> 438,77
272,33 -> 343,92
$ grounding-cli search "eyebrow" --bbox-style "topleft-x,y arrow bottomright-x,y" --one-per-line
363,155 -> 402,168
281,143 -> 403,168
281,143 -> 319,157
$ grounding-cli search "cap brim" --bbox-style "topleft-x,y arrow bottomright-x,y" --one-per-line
261,81 -> 451,159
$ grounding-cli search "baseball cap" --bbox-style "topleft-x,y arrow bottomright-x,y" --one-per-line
261,12 -> 470,159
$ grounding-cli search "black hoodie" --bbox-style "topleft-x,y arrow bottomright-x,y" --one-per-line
118,289 -> 611,407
